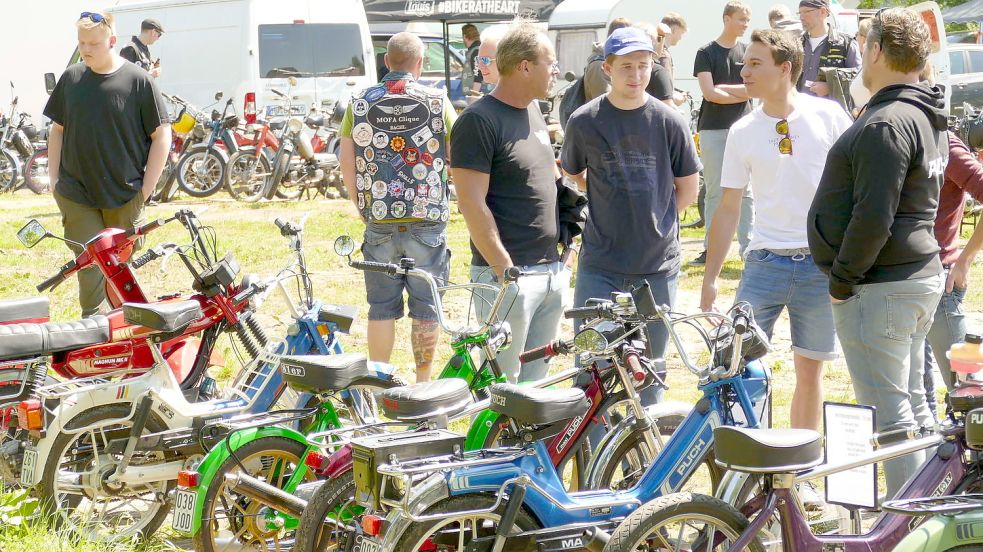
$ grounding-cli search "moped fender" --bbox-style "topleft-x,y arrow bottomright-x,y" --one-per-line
463,408 -> 505,451
378,472 -> 451,552
584,401 -> 692,490
181,425 -> 308,536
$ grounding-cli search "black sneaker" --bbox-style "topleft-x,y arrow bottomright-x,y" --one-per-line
689,251 -> 707,266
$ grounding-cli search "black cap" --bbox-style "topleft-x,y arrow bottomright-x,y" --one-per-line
141,18 -> 164,33
799,0 -> 829,9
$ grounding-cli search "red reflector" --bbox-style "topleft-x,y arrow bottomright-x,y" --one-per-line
244,92 -> 256,124
362,514 -> 383,536
17,399 -> 42,431
305,450 -> 328,471
177,470 -> 200,488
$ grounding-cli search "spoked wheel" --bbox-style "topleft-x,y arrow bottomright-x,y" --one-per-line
24,147 -> 50,194
292,471 -> 358,552
37,404 -> 173,542
0,149 -> 20,192
605,492 -> 764,552
194,437 -> 317,552
680,174 -> 706,229
176,147 -> 227,197
227,148 -> 271,202
393,493 -> 541,551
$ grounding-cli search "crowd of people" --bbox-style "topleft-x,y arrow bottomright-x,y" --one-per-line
43,2 -> 983,508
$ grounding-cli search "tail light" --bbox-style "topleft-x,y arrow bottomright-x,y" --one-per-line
244,92 -> 257,124
362,514 -> 384,536
17,399 -> 43,431
305,450 -> 328,471
177,470 -> 200,488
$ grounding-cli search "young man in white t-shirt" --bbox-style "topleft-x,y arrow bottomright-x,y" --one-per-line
701,29 -> 851,433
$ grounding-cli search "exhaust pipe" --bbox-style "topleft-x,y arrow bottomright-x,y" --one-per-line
223,471 -> 307,518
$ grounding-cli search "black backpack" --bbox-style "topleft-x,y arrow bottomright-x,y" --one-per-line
559,54 -> 604,129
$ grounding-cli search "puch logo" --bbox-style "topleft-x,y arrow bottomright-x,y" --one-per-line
405,0 -> 435,16
157,402 -> 175,420
970,411 -> 983,424
675,438 -> 706,478
927,155 -> 946,179
491,394 -> 506,407
555,395 -> 592,454
931,471 -> 953,497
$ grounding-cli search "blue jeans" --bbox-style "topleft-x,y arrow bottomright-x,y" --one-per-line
574,268 -> 677,449
470,262 -> 569,383
362,222 -> 449,321
735,250 -> 837,361
700,129 -> 753,254
831,274 -> 943,498
925,282 -> 967,391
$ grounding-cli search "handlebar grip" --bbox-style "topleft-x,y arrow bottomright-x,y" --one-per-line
126,217 -> 165,238
732,315 -> 749,335
871,426 -> 931,448
564,306 -> 602,320
37,271 -> 66,293
503,266 -> 521,283
274,218 -> 287,230
350,260 -> 398,276
519,340 -> 567,364
129,248 -> 159,270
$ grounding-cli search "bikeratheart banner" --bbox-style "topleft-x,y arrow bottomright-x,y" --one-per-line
363,0 -> 559,22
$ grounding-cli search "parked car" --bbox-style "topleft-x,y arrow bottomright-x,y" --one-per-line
950,43 -> 983,116
371,32 -> 467,108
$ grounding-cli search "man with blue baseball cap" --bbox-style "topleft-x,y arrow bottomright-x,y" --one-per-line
561,25 -> 701,433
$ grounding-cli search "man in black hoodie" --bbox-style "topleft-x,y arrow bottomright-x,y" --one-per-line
807,7 -> 947,499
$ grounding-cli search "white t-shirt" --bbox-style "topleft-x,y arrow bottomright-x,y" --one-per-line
808,34 -> 827,52
720,93 -> 853,250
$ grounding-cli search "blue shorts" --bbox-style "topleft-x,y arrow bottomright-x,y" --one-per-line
361,222 -> 450,321
735,249 -> 837,361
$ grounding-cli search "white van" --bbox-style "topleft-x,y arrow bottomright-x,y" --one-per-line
103,0 -> 376,116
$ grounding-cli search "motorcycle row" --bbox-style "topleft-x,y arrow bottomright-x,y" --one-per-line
0,210 -> 982,552
0,84 -> 51,195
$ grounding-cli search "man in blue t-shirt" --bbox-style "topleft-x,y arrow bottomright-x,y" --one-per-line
562,27 -> 701,410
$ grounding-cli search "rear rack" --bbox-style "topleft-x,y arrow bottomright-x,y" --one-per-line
882,494 -> 983,515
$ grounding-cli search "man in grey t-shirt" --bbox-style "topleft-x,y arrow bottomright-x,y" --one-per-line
562,27 -> 700,412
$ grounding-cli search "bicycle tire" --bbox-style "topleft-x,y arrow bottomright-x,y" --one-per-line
392,492 -> 541,552
226,148 -> 270,203
292,470 -> 357,552
176,147 -> 227,197
0,149 -> 19,192
605,492 -> 764,552
23,147 -> 50,194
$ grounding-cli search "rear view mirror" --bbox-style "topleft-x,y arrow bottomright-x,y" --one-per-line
564,71 -> 576,82
17,219 -> 49,248
573,328 -> 608,354
214,91 -> 224,101
44,73 -> 56,95
333,235 -> 355,257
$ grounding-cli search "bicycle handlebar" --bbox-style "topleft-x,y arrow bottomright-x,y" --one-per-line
519,339 -> 572,364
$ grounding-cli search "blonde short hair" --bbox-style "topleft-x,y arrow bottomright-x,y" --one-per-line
76,11 -> 115,35
496,23 -> 549,77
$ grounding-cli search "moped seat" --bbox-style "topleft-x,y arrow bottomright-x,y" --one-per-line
280,352 -> 372,393
488,383 -> 589,426
123,301 -> 202,333
378,379 -> 473,422
0,316 -> 109,361
714,426 -> 823,473
0,297 -> 49,323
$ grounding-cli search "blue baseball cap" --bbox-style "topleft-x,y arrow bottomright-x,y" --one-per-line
604,27 -> 655,58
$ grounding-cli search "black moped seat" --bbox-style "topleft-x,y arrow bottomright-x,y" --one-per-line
0,297 -> 49,323
378,379 -> 473,422
488,383 -> 589,426
714,426 -> 823,473
280,353 -> 372,393
0,316 -> 110,361
123,301 -> 202,332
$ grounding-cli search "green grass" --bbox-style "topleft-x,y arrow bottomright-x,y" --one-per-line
2,192 -> 981,548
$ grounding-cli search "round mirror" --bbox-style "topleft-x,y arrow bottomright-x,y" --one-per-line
16,219 -> 47,248
214,91 -> 224,101
573,328 -> 608,354
288,76 -> 298,87
333,235 -> 355,257
564,71 -> 576,83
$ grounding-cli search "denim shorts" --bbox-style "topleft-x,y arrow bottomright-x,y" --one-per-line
735,249 -> 837,361
361,222 -> 450,321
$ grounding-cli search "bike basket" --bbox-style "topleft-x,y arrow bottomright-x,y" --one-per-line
352,429 -> 463,510
171,110 -> 196,134
12,131 -> 33,158
967,407 -> 983,450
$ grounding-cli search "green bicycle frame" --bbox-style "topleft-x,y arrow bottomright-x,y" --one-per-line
181,331 -> 510,537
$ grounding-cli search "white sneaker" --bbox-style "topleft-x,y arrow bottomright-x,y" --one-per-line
797,481 -> 825,512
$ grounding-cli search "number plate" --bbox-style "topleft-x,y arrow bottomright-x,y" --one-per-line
20,447 -> 38,486
358,535 -> 382,552
172,489 -> 197,534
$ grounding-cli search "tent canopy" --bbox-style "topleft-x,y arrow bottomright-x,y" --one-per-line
363,0 -> 560,23
942,0 -> 983,24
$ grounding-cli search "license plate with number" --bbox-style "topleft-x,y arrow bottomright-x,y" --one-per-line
172,489 -> 197,534
358,535 -> 382,552
20,447 -> 38,486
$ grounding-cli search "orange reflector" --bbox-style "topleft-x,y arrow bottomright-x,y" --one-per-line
17,399 -> 42,431
362,514 -> 384,536
177,470 -> 200,488
305,450 -> 328,471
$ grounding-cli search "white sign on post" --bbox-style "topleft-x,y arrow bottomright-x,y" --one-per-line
824,402 -> 877,509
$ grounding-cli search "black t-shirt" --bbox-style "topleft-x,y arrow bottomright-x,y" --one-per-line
646,63 -> 673,101
562,96 -> 702,275
450,95 -> 560,267
44,62 -> 168,209
119,37 -> 153,71
693,41 -> 751,131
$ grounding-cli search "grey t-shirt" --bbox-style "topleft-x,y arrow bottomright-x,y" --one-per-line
561,96 -> 702,275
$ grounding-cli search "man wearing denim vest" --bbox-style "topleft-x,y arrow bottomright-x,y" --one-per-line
339,32 -> 457,382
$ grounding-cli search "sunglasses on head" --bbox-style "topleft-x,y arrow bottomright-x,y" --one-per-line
776,119 -> 793,155
79,11 -> 109,25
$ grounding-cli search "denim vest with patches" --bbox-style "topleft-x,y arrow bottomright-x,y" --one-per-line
350,72 -> 449,223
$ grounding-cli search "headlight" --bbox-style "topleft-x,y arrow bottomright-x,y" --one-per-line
287,117 -> 304,134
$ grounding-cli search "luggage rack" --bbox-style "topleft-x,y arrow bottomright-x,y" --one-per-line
882,494 -> 983,515
0,356 -> 46,405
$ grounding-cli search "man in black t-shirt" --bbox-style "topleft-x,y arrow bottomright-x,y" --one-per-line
119,18 -> 163,78
691,0 -> 754,266
44,12 -> 170,317
462,24 -> 484,96
451,24 -> 568,383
